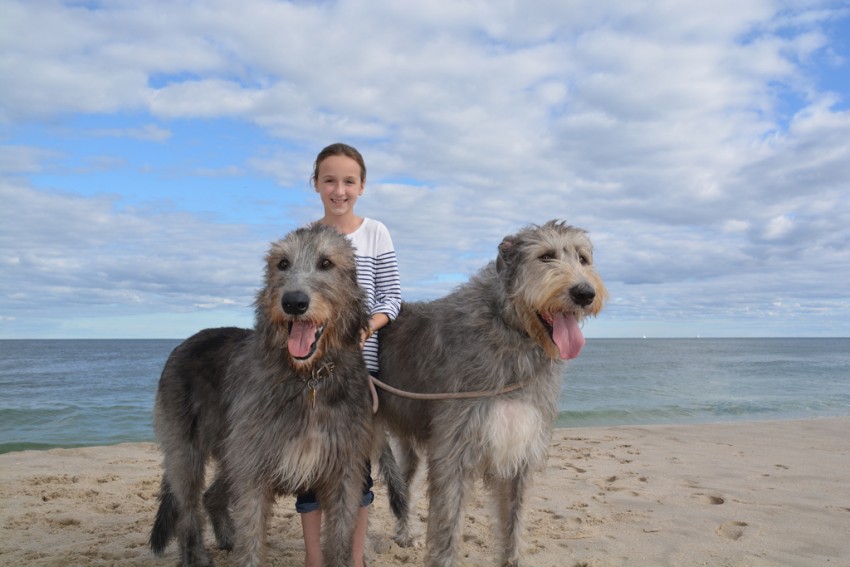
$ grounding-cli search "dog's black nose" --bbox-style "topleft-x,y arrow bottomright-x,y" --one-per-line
570,283 -> 596,307
282,291 -> 310,315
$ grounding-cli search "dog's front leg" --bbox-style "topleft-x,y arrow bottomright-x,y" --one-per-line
317,469 -> 361,567
425,455 -> 472,567
231,482 -> 272,567
494,471 -> 529,567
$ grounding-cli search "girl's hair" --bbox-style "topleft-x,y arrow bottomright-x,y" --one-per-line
311,143 -> 367,185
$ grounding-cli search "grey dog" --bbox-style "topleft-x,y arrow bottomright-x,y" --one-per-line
377,220 -> 607,567
149,224 -> 374,567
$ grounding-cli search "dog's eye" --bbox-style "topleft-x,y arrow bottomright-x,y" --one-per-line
579,254 -> 590,266
319,258 -> 333,270
278,258 -> 290,271
539,253 -> 555,263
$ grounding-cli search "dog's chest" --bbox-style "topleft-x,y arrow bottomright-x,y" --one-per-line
273,426 -> 325,491
483,400 -> 548,477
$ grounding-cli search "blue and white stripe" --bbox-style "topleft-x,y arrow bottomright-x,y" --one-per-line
347,218 -> 402,373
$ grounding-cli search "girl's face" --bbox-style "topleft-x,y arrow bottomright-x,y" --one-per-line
314,154 -> 364,219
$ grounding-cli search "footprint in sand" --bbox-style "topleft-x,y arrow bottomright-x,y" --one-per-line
693,493 -> 725,505
716,521 -> 748,541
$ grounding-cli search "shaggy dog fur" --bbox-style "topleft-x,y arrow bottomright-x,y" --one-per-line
149,224 -> 373,567
377,220 -> 607,567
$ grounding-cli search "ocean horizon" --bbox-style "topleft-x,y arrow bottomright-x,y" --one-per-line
1,337 -> 849,454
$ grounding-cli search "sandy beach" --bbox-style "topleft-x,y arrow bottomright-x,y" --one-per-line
1,417 -> 848,566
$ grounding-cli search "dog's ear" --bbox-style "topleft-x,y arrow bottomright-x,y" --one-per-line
496,236 -> 515,273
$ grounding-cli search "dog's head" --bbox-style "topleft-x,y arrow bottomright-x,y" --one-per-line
497,220 -> 607,360
256,224 -> 369,372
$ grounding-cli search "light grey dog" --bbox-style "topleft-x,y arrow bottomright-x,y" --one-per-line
377,220 -> 607,567
149,224 -> 373,567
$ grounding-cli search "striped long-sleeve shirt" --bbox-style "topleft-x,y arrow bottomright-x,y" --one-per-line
346,218 -> 402,374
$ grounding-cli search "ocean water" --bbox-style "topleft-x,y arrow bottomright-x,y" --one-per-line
0,339 -> 176,454
558,338 -> 850,427
1,338 -> 849,454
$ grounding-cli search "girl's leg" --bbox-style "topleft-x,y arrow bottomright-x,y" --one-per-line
299,458 -> 373,567
352,506 -> 369,567
297,491 -> 323,567
300,509 -> 323,567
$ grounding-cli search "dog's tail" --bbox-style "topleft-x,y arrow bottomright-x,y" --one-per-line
378,439 -> 409,522
149,477 -> 178,556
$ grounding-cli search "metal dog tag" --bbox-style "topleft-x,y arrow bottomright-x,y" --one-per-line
307,378 -> 318,408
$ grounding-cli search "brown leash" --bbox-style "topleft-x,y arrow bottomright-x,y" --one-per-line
369,375 -> 526,401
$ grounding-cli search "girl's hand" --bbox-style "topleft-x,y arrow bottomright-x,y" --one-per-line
359,324 -> 374,350
360,314 -> 389,349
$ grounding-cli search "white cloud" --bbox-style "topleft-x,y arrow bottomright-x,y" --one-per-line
0,181 -> 267,334
88,124 -> 172,142
763,215 -> 795,240
0,145 -> 62,175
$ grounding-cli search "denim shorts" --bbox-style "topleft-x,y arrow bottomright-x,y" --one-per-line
295,460 -> 374,513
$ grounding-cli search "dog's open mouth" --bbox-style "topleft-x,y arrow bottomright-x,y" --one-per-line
287,320 -> 325,360
537,311 -> 585,360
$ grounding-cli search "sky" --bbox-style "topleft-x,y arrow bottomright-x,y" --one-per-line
2,0 -> 849,339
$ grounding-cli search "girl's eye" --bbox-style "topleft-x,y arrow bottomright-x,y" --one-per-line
319,258 -> 333,270
278,258 -> 290,271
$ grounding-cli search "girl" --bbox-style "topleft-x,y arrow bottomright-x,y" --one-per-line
297,142 -> 402,567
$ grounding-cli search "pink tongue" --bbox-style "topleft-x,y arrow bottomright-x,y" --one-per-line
288,321 -> 317,358
552,313 -> 585,360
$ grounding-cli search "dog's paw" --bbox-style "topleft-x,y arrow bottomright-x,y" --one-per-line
211,521 -> 234,552
181,546 -> 214,567
392,527 -> 423,549
213,527 -> 234,552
